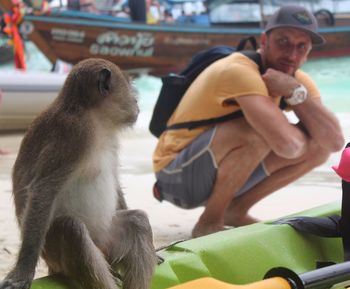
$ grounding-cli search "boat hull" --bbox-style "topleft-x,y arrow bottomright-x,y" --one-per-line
0,71 -> 66,130
20,12 -> 350,77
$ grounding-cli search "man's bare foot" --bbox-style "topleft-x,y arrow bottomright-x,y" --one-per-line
191,221 -> 230,238
224,212 -> 259,227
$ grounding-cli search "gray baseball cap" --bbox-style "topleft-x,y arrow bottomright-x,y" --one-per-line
265,5 -> 325,46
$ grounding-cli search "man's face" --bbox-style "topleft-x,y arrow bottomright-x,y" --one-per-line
261,27 -> 312,75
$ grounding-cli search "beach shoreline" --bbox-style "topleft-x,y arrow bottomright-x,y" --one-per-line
0,120 -> 349,279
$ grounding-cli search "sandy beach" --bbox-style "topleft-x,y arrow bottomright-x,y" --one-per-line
1,118 -> 349,280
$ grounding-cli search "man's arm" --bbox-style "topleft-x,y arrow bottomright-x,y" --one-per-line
263,68 -> 344,152
292,97 -> 344,151
236,94 -> 309,159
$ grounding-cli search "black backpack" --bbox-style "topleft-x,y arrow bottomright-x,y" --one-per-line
149,36 -> 264,138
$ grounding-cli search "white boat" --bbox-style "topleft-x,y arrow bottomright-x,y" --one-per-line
0,71 -> 66,130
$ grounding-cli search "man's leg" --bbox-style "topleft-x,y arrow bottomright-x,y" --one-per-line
223,140 -> 330,227
192,118 -> 271,237
192,118 -> 331,237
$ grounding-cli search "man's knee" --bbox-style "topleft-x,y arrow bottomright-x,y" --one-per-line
306,142 -> 331,168
213,119 -> 270,158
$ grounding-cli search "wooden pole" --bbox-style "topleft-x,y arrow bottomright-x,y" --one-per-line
259,0 -> 265,28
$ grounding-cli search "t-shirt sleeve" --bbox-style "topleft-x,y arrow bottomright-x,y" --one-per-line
295,70 -> 321,99
216,58 -> 269,106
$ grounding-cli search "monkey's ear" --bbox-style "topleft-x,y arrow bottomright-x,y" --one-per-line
98,68 -> 112,97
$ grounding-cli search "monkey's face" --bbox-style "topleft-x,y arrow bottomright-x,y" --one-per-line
104,66 -> 140,127
118,71 -> 140,125
64,58 -> 139,127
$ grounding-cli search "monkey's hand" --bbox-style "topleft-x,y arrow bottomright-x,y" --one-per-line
0,270 -> 34,289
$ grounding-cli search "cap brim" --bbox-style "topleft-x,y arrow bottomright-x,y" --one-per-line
265,24 -> 326,46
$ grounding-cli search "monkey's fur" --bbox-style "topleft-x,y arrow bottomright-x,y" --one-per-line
0,58 -> 157,289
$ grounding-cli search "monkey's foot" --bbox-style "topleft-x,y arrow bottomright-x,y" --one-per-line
0,278 -> 32,289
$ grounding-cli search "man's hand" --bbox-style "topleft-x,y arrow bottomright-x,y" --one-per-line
262,68 -> 299,98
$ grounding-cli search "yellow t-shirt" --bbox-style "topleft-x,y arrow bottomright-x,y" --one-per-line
153,52 -> 320,172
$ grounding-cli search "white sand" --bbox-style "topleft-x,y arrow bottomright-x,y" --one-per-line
0,118 -> 349,279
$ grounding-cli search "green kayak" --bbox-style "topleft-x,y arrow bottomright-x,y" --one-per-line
150,201 -> 342,289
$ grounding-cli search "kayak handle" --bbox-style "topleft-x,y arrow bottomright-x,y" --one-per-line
265,261 -> 350,289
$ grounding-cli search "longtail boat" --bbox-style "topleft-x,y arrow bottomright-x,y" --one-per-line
0,71 -> 66,130
1,0 -> 350,76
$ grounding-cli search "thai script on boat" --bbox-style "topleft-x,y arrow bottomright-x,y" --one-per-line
90,31 -> 154,57
51,28 -> 85,43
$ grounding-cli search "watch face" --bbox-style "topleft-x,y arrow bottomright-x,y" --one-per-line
286,85 -> 307,105
296,90 -> 305,98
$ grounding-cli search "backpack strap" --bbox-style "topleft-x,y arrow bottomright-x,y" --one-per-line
236,36 -> 258,52
241,50 -> 264,74
167,110 -> 245,131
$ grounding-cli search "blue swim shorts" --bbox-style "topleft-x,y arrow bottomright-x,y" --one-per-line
154,127 -> 269,209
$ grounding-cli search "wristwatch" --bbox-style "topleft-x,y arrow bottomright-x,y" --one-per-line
284,84 -> 308,106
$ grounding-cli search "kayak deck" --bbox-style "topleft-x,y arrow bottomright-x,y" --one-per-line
151,201 -> 342,288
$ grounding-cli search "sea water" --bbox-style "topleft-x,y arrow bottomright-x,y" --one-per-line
1,41 -> 350,130
303,57 -> 350,113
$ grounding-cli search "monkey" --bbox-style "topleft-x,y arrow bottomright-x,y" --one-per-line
0,58 -> 157,289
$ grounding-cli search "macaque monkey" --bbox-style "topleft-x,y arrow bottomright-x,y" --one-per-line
0,58 -> 157,289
